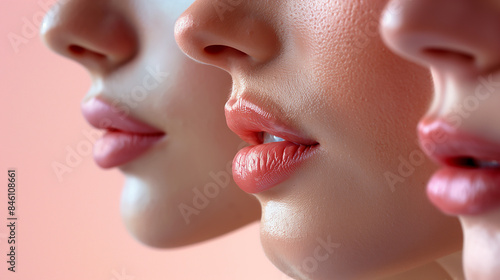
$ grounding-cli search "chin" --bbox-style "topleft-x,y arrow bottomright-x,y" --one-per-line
462,208 -> 500,280
256,166 -> 462,280
119,177 -> 196,248
118,171 -> 260,248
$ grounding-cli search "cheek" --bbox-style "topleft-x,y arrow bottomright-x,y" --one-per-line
258,1 -> 440,277
312,42 -> 434,181
320,11 -> 433,160
294,0 -> 433,136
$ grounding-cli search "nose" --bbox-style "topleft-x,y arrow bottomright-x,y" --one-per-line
174,0 -> 280,72
40,0 -> 138,74
380,0 -> 500,75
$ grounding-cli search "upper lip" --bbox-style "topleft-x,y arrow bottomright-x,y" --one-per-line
225,98 -> 318,146
418,119 -> 500,168
81,97 -> 164,135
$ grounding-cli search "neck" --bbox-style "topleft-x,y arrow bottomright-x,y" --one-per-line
381,251 -> 464,280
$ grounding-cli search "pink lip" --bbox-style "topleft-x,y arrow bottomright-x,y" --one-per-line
81,97 -> 165,168
225,98 -> 319,194
419,119 -> 500,215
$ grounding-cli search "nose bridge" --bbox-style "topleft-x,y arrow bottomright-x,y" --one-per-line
382,0 -> 500,73
41,0 -> 138,73
175,0 -> 281,72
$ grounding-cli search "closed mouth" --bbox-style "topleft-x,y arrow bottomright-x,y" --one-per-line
81,97 -> 165,168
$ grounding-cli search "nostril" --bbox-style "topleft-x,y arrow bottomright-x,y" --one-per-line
423,47 -> 475,64
205,45 -> 226,55
68,44 -> 107,59
204,45 -> 247,59
68,45 -> 85,54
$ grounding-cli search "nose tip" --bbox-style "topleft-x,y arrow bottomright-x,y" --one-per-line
40,0 -> 138,74
381,0 -> 500,75
174,1 -> 280,72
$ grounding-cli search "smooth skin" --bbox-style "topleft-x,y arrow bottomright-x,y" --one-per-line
381,0 -> 500,279
41,0 -> 260,248
176,0 -> 463,279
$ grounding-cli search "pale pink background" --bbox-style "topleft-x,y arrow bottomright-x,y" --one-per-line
0,1 -> 286,279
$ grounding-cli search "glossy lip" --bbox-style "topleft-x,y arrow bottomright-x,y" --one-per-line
419,119 -> 500,215
225,98 -> 319,194
81,97 -> 166,169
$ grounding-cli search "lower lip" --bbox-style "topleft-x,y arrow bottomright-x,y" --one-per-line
233,141 -> 318,194
93,131 -> 164,168
427,167 -> 500,215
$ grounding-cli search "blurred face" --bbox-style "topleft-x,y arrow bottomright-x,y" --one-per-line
41,0 -> 260,248
176,0 -> 462,279
381,0 -> 500,279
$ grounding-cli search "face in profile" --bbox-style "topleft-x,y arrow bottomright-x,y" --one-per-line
40,0 -> 260,248
176,0 -> 462,279
381,0 -> 500,279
